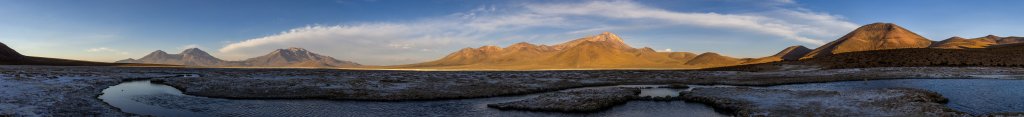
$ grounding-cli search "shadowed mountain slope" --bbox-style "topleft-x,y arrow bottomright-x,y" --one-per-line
0,42 -> 24,61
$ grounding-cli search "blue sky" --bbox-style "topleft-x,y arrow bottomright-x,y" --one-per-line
1,0 -> 1022,65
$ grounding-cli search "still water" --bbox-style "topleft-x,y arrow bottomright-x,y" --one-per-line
100,81 -> 726,117
770,79 -> 1024,115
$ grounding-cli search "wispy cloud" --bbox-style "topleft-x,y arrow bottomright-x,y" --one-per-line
179,44 -> 202,50
86,47 -> 129,55
219,0 -> 857,65
520,0 -> 856,44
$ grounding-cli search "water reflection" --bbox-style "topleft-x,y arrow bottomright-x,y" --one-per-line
98,80 -> 211,117
100,81 -> 726,117
770,79 -> 1024,115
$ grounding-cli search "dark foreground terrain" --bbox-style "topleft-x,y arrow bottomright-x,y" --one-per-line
3,65 -> 1024,116
681,87 -> 964,116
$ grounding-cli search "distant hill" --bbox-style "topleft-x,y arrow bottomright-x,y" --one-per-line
244,47 -> 361,67
394,32 -> 748,69
118,47 -> 360,68
116,48 -> 230,66
742,45 -> 811,64
713,43 -> 1024,71
802,23 -> 933,59
0,42 -> 24,61
685,52 -> 743,66
0,42 -> 172,66
930,35 -> 1024,49
706,25 -> 1024,71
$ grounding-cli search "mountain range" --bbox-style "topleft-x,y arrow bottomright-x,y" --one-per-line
4,22 -> 1024,69
930,35 -> 1024,49
116,47 -> 361,68
393,32 -> 748,69
394,22 -> 1024,69
0,42 -> 169,66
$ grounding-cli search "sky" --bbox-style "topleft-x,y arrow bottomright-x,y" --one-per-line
1,0 -> 1023,65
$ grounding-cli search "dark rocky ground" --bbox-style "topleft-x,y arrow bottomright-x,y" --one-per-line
487,87 -> 639,112
680,87 -> 967,116
3,65 -> 1024,116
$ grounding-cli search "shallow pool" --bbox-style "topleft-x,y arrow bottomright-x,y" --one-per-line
770,79 -> 1024,115
100,80 -> 726,117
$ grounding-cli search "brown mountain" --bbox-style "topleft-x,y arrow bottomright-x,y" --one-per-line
666,51 -> 699,63
719,43 -> 1024,72
552,32 -> 632,50
685,52 -> 743,67
119,47 -> 360,68
243,47 -> 361,67
397,32 -> 740,69
801,23 -> 933,59
742,45 -> 812,64
930,35 -> 1024,49
930,36 -> 996,49
996,36 -> 1024,44
116,48 -> 229,66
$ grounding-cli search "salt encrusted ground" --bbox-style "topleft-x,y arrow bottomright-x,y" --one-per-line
680,87 -> 967,116
0,66 -> 195,116
2,65 -> 1024,116
487,87 -> 639,112
157,67 -> 1024,100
